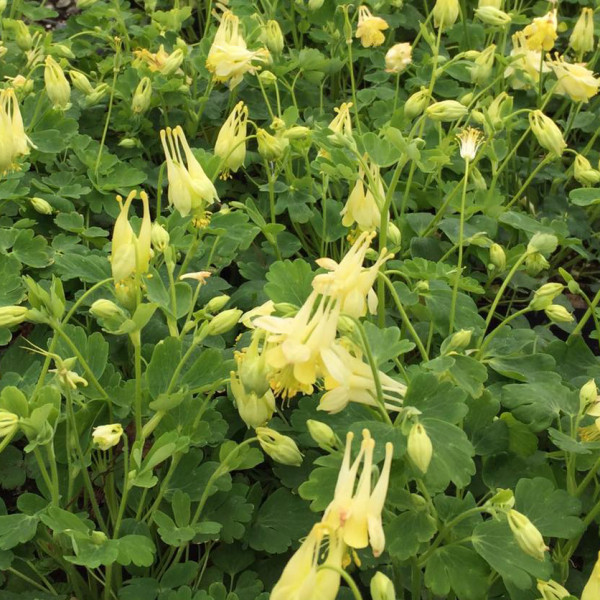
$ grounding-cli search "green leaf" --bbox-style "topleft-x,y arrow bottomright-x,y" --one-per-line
569,187 -> 600,206
362,321 -> 415,366
248,488 -> 317,554
514,478 -> 583,539
404,373 -> 468,423
146,337 -> 182,399
387,509 -> 437,560
472,520 -> 552,589
12,229 -> 53,268
116,535 -> 156,566
264,259 -> 313,305
298,454 -> 340,511
425,545 -> 490,600
0,514 -> 39,550
54,252 -> 111,283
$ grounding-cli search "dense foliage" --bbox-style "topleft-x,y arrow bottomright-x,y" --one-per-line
2,0 -> 600,599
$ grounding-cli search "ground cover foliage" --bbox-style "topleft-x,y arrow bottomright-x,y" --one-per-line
2,0 -> 600,598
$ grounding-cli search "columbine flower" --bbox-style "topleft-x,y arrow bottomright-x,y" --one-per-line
50,357 -> 88,390
206,10 -> 269,89
582,551 -> 600,600
504,31 -> 551,89
529,110 -> 567,157
355,6 -> 389,48
385,43 -> 412,73
536,579 -> 571,600
0,305 -> 28,328
507,509 -> 548,560
320,341 -> 406,414
470,45 -> 496,85
574,154 -> 600,187
340,158 -> 384,231
407,423 -> 433,473
474,6 -> 511,26
253,292 -> 340,399
312,231 -> 391,317
570,8 -> 595,56
323,430 -> 394,557
0,88 -> 35,174
327,102 -> 353,141
92,424 -> 123,450
270,524 -> 344,600
110,190 -> 152,285
160,125 -> 218,220
0,410 -> 19,438
522,9 -> 558,51
548,57 -> 600,103
456,127 -> 484,161
432,0 -> 459,29
256,427 -> 303,466
214,101 -> 248,178
44,56 -> 71,110
133,45 -> 184,75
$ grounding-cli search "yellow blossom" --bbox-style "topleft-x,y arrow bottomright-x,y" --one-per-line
340,158 -> 384,231
44,56 -> 71,110
214,101 -> 248,178
206,10 -> 269,89
385,43 -> 412,74
548,57 -> 600,103
407,423 -> 433,473
256,427 -> 303,466
327,101 -> 354,142
507,509 -> 548,560
574,154 -> 600,187
133,44 -> 183,75
456,127 -> 484,161
320,341 -> 406,414
529,110 -> 567,157
432,0 -> 459,29
160,125 -> 218,219
0,87 -> 35,175
582,551 -> 600,600
536,579 -> 570,600
92,424 -> 123,450
312,231 -> 391,317
355,6 -> 389,48
504,31 -> 551,89
522,9 -> 557,52
570,8 -> 595,55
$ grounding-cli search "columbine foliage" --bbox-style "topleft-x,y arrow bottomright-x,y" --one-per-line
2,0 -> 600,599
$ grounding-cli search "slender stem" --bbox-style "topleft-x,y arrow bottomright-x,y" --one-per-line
7,568 -> 55,595
449,159 -> 470,334
318,565 -> 364,600
33,448 -> 55,502
477,307 -> 531,358
569,285 -> 600,342
132,335 -> 143,441
503,155 -> 553,212
46,442 -> 60,505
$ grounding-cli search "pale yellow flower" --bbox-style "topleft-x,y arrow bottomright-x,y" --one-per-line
582,551 -> 600,600
522,9 -> 557,52
456,127 -> 484,161
340,158 -> 384,231
0,87 -> 35,174
313,231 -> 391,317
507,509 -> 548,560
214,101 -> 248,178
44,55 -> 71,110
133,45 -> 183,75
355,5 -> 389,48
92,424 -> 123,450
385,42 -> 412,73
504,31 -> 551,89
160,125 -> 218,218
570,8 -> 595,55
432,0 -> 459,28
549,57 -> 600,103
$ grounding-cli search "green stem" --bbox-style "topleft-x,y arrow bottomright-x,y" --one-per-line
132,335 -> 143,441
503,155 -> 553,212
318,565 -> 364,600
46,442 -> 60,505
568,285 -> 600,342
476,307 -> 531,359
449,159 -> 470,334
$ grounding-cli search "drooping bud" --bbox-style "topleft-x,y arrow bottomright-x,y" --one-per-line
92,423 -> 123,450
70,70 -> 94,95
432,0 -> 459,29
404,88 -> 429,119
580,379 -> 598,412
507,509 -> 548,560
529,283 -> 564,310
262,20 -> 284,55
132,77 -> 152,114
306,420 -> 337,450
470,45 -> 496,85
385,43 -> 412,74
256,427 -> 303,466
407,423 -> 433,473
474,6 -> 511,26
0,305 -> 29,328
14,21 -> 33,51
44,56 -> 71,110
151,222 -> 170,253
370,572 -> 396,600
489,243 -> 506,272
205,308 -> 242,336
90,298 -> 127,322
204,295 -> 230,314
529,110 -> 566,157
230,371 -> 275,428
257,128 -> 289,161
574,153 -> 600,187
570,8 -> 595,55
425,100 -> 468,121
444,329 -> 472,353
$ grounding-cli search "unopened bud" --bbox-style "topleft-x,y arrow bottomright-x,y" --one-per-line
580,379 -> 598,412
161,48 -> 184,75
44,56 -> 71,110
92,423 -> 123,450
386,222 -> 402,246
529,110 -> 566,158
0,306 -> 28,328
574,154 -> 600,187
70,71 -> 94,95
14,21 -> 33,51
475,6 -> 511,26
0,410 -> 19,438
404,88 -> 429,119
445,329 -> 472,353
425,100 -> 468,122
536,579 -> 570,600
529,283 -> 564,310
258,70 -> 278,86
257,128 -> 289,161
507,509 -> 548,560
204,295 -> 230,314
205,308 -> 242,336
90,299 -> 126,321
489,243 -> 506,271
544,304 -> 574,324
262,20 -> 284,55
132,77 -> 152,114
570,8 -> 595,55
370,572 -> 395,600
256,427 -> 303,466
525,252 -> 549,276
284,126 -> 311,140
30,197 -> 53,215
151,222 -> 170,252
407,423 -> 433,473
306,420 -> 337,449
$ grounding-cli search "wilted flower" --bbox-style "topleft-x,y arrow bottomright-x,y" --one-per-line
432,0 -> 459,28
92,424 -> 123,450
44,56 -> 71,110
456,127 -> 484,161
355,5 -> 389,48
206,10 -> 269,89
507,509 -> 548,560
570,8 -> 595,56
214,101 -> 248,178
548,57 -> 600,103
160,125 -> 218,219
522,9 -> 557,52
385,43 -> 412,73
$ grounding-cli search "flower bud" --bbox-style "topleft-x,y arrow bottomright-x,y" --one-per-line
0,410 -> 19,437
308,0 -> 324,9
151,222 -> 170,253
284,126 -> 310,140
425,100 -> 468,122
478,0 -> 502,7
407,423 -> 433,473
306,420 -> 337,449
161,48 -> 184,76
486,92 -> 513,130
257,128 -> 289,161
527,232 -> 558,255
529,283 -> 564,310
574,153 -> 600,187
30,197 -> 53,215
14,21 -> 33,51
544,304 -> 574,324
70,70 -> 94,95
470,45 -> 496,85
404,88 -> 429,119
256,427 -> 303,466
118,138 -> 139,148
570,8 -> 595,55
370,572 -> 395,600
132,77 -> 152,114
44,56 -> 71,110
432,0 -> 459,28
0,0 -> 7,14
474,6 -> 511,26
529,110 -> 566,157
525,252 -> 549,276
85,83 -> 108,107
92,423 -> 123,450
205,309 -> 242,336
580,379 -> 598,412
536,579 -> 570,600
445,329 -> 472,353
489,243 -> 506,271
385,42 -> 412,74
262,20 -> 284,55
0,305 -> 28,328
258,70 -> 277,86
204,295 -> 230,314
386,221 -> 402,246
90,299 -> 126,321
230,371 -> 275,428
507,509 -> 548,560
